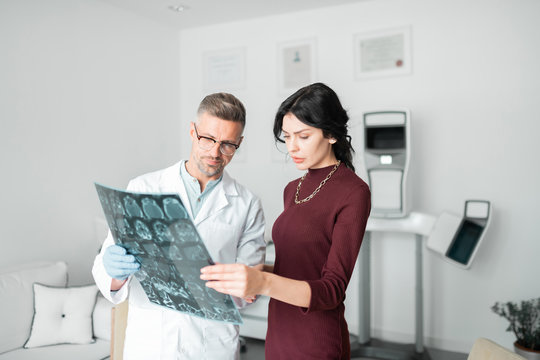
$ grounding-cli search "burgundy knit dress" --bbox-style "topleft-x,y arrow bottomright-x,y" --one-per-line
265,164 -> 371,360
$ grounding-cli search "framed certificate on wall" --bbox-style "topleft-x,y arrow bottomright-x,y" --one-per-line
203,47 -> 246,90
354,26 -> 412,80
278,38 -> 317,94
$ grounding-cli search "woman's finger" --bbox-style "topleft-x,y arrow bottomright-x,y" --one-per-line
200,270 -> 246,281
205,281 -> 250,297
200,263 -> 243,274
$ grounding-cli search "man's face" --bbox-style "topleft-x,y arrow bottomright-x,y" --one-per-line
189,112 -> 244,179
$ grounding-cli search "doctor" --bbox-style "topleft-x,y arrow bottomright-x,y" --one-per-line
92,92 -> 266,360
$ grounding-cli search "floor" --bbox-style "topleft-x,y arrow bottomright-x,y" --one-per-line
239,337 -> 468,360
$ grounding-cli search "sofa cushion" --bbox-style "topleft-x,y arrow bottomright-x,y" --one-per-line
0,262 -> 68,355
93,294 -> 113,341
24,283 -> 98,348
0,339 -> 110,360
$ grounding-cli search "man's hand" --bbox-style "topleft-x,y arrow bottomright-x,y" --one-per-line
103,245 -> 140,280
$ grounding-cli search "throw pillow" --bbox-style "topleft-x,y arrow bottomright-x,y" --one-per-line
24,283 -> 98,348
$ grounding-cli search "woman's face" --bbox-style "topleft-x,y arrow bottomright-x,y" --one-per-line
282,113 -> 336,170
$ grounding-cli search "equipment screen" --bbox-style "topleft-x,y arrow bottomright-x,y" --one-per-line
446,220 -> 484,265
366,126 -> 405,150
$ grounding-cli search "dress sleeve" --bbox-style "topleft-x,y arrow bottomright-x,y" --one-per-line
305,183 -> 371,312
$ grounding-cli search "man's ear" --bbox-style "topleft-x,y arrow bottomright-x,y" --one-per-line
189,122 -> 196,139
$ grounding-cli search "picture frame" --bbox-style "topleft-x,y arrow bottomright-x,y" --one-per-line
277,38 -> 317,94
203,47 -> 246,90
354,26 -> 412,80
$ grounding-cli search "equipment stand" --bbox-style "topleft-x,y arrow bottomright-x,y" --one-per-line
351,212 -> 436,360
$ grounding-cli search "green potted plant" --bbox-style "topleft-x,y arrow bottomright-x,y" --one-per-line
492,297 -> 540,360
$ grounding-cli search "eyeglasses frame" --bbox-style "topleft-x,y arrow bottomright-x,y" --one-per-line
193,123 -> 241,156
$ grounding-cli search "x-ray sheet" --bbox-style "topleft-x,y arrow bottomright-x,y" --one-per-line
95,183 -> 242,325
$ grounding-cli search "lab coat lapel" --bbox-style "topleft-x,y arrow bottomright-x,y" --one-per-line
159,161 -> 195,221
193,171 -> 237,226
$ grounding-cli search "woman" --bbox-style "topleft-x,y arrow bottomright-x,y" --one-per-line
200,83 -> 371,359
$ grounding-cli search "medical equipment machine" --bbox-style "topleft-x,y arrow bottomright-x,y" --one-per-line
427,200 -> 491,269
363,110 -> 410,218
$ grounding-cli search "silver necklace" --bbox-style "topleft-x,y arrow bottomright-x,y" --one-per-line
294,161 -> 341,204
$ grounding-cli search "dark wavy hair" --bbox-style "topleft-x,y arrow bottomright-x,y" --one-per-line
273,82 -> 355,171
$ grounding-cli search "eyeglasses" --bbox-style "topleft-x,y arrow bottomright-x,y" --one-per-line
193,124 -> 240,156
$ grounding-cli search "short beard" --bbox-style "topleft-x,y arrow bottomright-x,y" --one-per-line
196,156 -> 224,178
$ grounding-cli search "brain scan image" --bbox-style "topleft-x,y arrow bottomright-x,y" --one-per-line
134,220 -> 153,240
144,283 -> 159,303
123,240 -> 144,255
204,306 -> 238,323
160,291 -> 176,309
97,189 -> 109,207
172,221 -> 197,243
95,184 -> 243,324
134,267 -> 148,282
166,243 -> 183,260
153,278 -> 183,310
153,221 -> 172,244
153,277 -> 170,293
204,309 -> 221,321
186,281 -> 206,302
206,286 -> 227,303
142,198 -> 164,219
109,193 -> 125,216
163,197 -> 188,220
155,262 -> 172,279
113,217 -> 124,235
183,244 -> 207,261
141,241 -> 161,257
178,302 -> 204,317
168,280 -> 190,298
124,196 -> 143,218
123,218 -> 135,236
143,259 -> 158,273
116,217 -> 135,236
220,309 -> 240,323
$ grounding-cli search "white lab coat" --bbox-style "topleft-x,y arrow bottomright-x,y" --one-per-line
92,161 -> 266,360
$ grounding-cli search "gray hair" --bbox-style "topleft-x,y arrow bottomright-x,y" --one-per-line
197,93 -> 246,128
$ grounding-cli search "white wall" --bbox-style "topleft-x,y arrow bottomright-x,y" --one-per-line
0,0 -> 181,284
178,0 -> 540,353
2,0 -> 538,353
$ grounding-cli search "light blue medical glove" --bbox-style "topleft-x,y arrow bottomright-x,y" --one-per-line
103,245 -> 140,280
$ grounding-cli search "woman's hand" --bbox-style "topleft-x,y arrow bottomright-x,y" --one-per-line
200,263 -> 266,298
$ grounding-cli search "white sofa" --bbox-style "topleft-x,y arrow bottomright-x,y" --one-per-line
0,261 -> 112,360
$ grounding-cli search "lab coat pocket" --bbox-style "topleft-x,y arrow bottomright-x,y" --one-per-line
203,324 -> 239,360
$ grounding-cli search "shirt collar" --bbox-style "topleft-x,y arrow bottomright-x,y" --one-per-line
180,161 -> 222,195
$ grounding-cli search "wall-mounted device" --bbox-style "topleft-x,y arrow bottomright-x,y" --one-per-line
363,110 -> 410,218
427,200 -> 491,269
